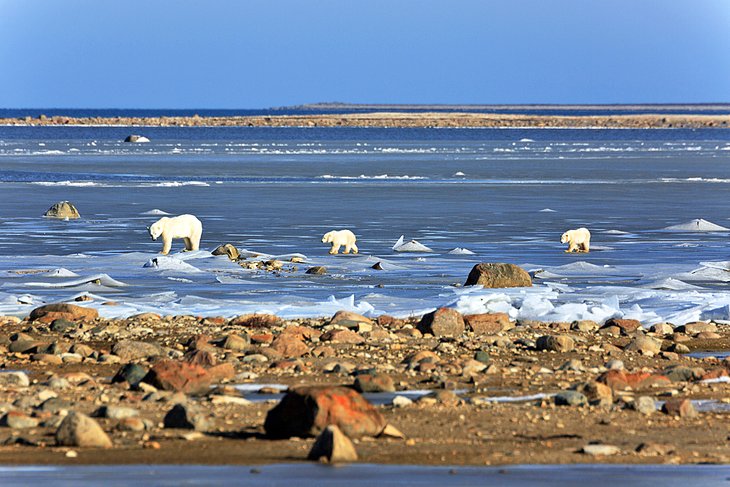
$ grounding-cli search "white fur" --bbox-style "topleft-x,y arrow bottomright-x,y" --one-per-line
321,229 -> 358,255
561,227 -> 591,253
148,214 -> 203,255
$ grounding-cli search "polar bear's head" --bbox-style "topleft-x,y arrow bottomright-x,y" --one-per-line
560,231 -> 571,244
148,218 -> 168,241
321,231 -> 334,243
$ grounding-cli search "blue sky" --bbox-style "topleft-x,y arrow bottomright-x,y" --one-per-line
1,0 -> 729,108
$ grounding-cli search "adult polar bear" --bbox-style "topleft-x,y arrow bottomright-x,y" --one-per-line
561,227 -> 591,253
149,214 -> 203,255
322,229 -> 358,255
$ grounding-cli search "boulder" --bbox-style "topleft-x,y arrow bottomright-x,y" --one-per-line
0,371 -> 30,387
631,396 -> 657,415
143,360 -> 216,395
1,411 -> 39,429
624,336 -> 662,355
600,318 -> 642,335
220,333 -> 250,352
464,263 -> 532,288
536,335 -> 574,352
418,308 -> 465,337
572,381 -> 612,407
124,135 -> 150,143
676,322 -> 717,336
597,370 -> 671,390
661,398 -> 697,418
55,412 -> 112,448
29,303 -> 98,323
264,386 -> 387,439
163,403 -> 210,430
270,334 -> 310,358
353,373 -> 395,393
306,266 -> 327,275
212,243 -> 240,260
111,340 -> 164,361
308,425 -> 358,463
319,329 -> 365,344
328,310 -> 374,330
554,390 -> 587,407
43,201 -> 80,219
464,312 -> 512,334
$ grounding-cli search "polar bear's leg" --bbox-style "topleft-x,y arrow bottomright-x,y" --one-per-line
329,243 -> 341,255
183,237 -> 192,251
190,225 -> 201,251
343,244 -> 352,254
581,239 -> 590,253
161,237 -> 172,255
351,243 -> 359,254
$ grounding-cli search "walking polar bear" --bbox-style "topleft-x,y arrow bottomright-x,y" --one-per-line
322,229 -> 358,255
561,227 -> 591,253
149,214 -> 203,255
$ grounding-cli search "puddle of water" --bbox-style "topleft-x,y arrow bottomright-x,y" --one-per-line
686,351 -> 730,359
0,464 -> 727,486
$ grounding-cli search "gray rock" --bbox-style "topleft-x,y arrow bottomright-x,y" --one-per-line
571,320 -> 598,332
307,425 -> 358,463
554,391 -> 587,407
163,403 -> 210,431
605,359 -> 625,370
36,397 -> 71,413
111,340 -> 164,361
124,135 -> 150,143
112,363 -> 149,386
625,336 -> 662,355
55,411 -> 112,448
582,444 -> 620,456
632,396 -> 656,415
94,405 -> 139,420
0,371 -> 30,387
305,266 -> 327,275
1,411 -> 39,429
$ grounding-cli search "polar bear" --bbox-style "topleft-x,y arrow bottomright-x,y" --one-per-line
321,229 -> 358,255
561,227 -> 591,253
148,214 -> 202,255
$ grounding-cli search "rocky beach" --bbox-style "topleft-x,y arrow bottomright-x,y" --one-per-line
2,111 -> 730,129
2,259 -> 730,466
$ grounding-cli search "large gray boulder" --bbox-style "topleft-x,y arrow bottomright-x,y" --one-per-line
465,263 -> 532,288
43,201 -> 80,219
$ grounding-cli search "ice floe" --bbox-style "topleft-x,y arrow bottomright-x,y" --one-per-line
662,219 -> 730,232
392,236 -> 433,253
448,248 -> 475,255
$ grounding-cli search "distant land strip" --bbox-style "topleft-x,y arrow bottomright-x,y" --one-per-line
3,112 -> 730,129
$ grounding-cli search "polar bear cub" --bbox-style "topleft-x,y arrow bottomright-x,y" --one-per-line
149,214 -> 203,255
322,229 -> 358,255
561,227 -> 591,253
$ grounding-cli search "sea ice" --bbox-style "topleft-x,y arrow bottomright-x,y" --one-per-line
143,256 -> 204,273
23,273 -> 127,288
448,248 -> 475,255
661,219 -> 730,232
392,236 -> 433,253
141,209 -> 171,215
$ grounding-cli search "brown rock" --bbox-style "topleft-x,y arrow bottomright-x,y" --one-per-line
306,266 -> 327,275
111,340 -> 164,361
597,370 -> 672,391
143,360 -> 214,395
418,308 -> 465,337
250,333 -> 274,344
229,313 -> 282,328
536,335 -> 575,352
270,334 -> 310,358
320,329 -> 365,344
280,325 -> 321,341
624,336 -> 662,355
29,303 -> 98,323
464,263 -> 532,288
573,381 -> 613,406
212,243 -> 240,260
601,318 -> 642,335
308,425 -> 358,463
264,386 -> 387,439
377,315 -> 406,328
661,398 -> 698,418
676,321 -> 717,336
328,310 -> 373,329
464,312 -> 512,335
44,201 -> 80,219
353,373 -> 396,393
183,349 -> 217,367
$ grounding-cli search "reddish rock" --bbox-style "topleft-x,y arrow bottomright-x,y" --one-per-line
229,313 -> 282,328
328,310 -> 373,329
143,360 -> 215,395
311,345 -> 336,358
29,303 -> 98,323
418,308 -> 465,337
403,350 -> 440,365
270,334 -> 310,358
206,363 -> 235,382
464,263 -> 532,288
320,329 -> 365,344
264,386 -> 387,439
280,325 -> 321,341
700,368 -> 729,381
464,312 -> 512,335
183,349 -> 217,367
601,318 -> 642,335
597,370 -> 671,390
250,333 -> 274,344
661,398 -> 698,418
377,315 -> 406,328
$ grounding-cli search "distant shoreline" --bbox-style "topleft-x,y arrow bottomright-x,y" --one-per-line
2,111 -> 729,129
